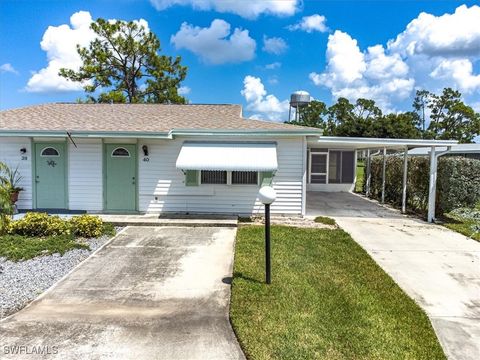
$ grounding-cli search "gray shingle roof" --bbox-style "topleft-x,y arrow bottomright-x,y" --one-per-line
0,103 -> 317,133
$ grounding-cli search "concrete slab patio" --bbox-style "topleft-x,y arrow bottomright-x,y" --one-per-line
307,191 -> 480,360
0,226 -> 245,360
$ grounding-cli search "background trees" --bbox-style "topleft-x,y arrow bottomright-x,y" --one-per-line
60,18 -> 187,104
289,87 -> 480,142
424,88 -> 480,143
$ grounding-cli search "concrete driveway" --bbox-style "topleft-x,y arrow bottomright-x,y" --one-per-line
307,192 -> 480,360
0,226 -> 245,360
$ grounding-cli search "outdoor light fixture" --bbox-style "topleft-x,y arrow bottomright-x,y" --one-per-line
258,186 -> 277,284
20,147 -> 27,154
142,145 -> 149,157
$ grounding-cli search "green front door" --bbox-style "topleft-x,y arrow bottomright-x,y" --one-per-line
105,144 -> 136,211
35,143 -> 67,209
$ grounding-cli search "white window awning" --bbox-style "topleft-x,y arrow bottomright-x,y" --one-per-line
176,142 -> 278,171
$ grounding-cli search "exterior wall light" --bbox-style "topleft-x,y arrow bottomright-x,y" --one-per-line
20,147 -> 27,154
142,145 -> 149,157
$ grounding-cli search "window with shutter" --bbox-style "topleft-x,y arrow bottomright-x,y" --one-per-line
185,170 -> 199,186
260,171 -> 273,186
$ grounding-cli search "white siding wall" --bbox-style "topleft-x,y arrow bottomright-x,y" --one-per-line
68,139 -> 103,211
1,135 -> 306,215
138,136 -> 304,215
0,137 -> 33,209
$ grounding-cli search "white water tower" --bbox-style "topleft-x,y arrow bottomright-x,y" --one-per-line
289,90 -> 311,122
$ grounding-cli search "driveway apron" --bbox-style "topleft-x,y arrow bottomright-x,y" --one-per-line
0,226 -> 245,360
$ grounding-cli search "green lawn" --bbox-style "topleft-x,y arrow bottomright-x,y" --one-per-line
442,208 -> 480,241
230,225 -> 445,360
443,222 -> 480,241
0,235 -> 89,261
355,160 -> 365,193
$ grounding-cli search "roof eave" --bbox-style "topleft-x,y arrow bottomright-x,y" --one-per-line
0,130 -> 172,139
170,129 -> 322,137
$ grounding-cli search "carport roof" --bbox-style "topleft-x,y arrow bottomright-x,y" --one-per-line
307,136 -> 458,149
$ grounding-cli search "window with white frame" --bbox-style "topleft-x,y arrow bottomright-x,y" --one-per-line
201,170 -> 227,184
232,171 -> 258,185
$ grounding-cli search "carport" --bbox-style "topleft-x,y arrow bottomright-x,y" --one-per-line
306,136 -> 458,222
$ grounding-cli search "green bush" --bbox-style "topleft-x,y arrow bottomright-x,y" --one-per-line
437,157 -> 480,212
314,216 -> 336,226
364,156 -> 480,216
69,214 -> 104,238
9,212 -> 70,237
7,213 -> 113,239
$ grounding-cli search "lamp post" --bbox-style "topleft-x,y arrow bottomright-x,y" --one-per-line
258,186 -> 277,284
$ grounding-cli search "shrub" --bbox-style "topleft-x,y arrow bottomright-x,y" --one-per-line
314,216 -> 336,226
448,207 -> 480,222
365,156 -> 480,216
437,157 -> 480,212
69,214 -> 104,238
9,212 -> 70,237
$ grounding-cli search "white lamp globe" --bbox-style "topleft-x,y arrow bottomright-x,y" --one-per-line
258,186 -> 277,205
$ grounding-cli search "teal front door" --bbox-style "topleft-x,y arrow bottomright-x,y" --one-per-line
35,143 -> 67,209
105,144 -> 136,211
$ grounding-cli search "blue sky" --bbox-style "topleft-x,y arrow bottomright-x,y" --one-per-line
1,0 -> 480,122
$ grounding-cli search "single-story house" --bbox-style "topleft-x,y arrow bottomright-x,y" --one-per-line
0,103 -> 457,220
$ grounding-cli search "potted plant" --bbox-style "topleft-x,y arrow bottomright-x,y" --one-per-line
0,163 -> 23,204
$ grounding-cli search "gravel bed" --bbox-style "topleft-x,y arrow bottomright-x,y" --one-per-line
241,216 -> 336,229
0,228 -> 122,319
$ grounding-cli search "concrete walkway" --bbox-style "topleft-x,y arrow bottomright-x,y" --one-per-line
0,226 -> 245,360
307,192 -> 480,360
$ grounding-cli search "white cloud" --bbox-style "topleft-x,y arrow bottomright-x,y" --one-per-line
150,0 -> 299,19
310,31 -> 413,111
262,35 -> 287,55
388,5 -> 480,58
268,75 -> 279,85
430,59 -> 480,93
241,75 -> 289,121
0,63 -> 18,75
364,45 -> 409,80
311,5 -> 480,111
26,11 -> 151,93
265,62 -> 281,70
312,31 -> 366,86
288,14 -> 329,33
26,11 -> 96,93
178,85 -> 191,95
171,19 -> 256,65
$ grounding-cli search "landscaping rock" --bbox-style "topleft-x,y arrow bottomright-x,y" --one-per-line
0,231 -> 121,319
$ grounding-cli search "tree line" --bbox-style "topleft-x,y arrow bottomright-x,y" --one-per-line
61,18 -> 479,143
287,88 -> 480,143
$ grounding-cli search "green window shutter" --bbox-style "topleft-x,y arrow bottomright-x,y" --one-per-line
260,171 -> 273,186
185,170 -> 199,186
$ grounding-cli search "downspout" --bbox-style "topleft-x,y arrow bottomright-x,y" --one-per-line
427,146 -> 452,223
401,146 -> 408,214
381,147 -> 387,204
301,136 -> 307,216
